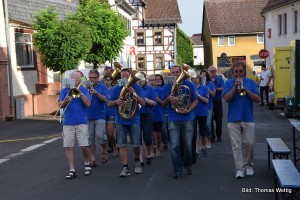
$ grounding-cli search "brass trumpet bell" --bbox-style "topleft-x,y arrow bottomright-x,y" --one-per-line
111,62 -> 122,85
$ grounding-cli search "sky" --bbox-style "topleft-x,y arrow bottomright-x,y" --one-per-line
177,0 -> 204,37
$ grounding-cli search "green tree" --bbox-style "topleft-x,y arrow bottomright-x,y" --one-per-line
33,7 -> 92,73
176,28 -> 194,67
72,0 -> 128,67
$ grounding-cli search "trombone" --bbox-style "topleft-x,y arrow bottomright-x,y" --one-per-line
53,78 -> 83,122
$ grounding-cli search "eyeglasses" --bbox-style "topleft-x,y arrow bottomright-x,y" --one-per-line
209,70 -> 216,73
234,69 -> 244,73
89,76 -> 98,79
104,78 -> 111,82
171,71 -> 180,74
148,79 -> 155,81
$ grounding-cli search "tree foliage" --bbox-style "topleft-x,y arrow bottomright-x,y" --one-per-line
72,0 -> 128,67
176,28 -> 194,67
33,7 -> 92,73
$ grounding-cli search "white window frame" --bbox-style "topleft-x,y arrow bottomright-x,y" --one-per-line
257,34 -> 264,44
15,32 -> 34,68
218,36 -> 224,46
228,36 -> 235,46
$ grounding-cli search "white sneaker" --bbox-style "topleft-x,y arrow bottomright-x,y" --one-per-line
134,162 -> 142,174
246,168 -> 254,176
235,169 -> 245,179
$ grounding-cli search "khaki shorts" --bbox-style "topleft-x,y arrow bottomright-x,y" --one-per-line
62,124 -> 89,147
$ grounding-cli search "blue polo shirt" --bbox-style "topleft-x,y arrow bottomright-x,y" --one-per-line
223,77 -> 260,122
140,85 -> 156,114
206,81 -> 216,109
106,87 -> 117,117
194,84 -> 209,117
212,76 -> 224,101
109,83 -> 144,125
161,80 -> 198,121
87,82 -> 108,120
59,86 -> 90,125
153,87 -> 163,122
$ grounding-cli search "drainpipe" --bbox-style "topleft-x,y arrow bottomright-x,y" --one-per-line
3,0 -> 14,116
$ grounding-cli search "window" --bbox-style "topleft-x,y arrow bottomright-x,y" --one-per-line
136,56 -> 146,70
257,34 -> 264,44
136,32 -> 145,46
294,10 -> 298,33
154,31 -> 163,45
228,36 -> 235,46
154,55 -> 164,69
278,15 -> 282,35
15,32 -> 34,68
283,13 -> 287,34
218,36 -> 224,46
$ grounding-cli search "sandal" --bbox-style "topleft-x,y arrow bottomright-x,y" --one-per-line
101,153 -> 108,163
84,164 -> 92,176
65,170 -> 76,179
113,149 -> 119,157
91,160 -> 97,167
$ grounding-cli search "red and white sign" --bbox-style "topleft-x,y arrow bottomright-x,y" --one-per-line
129,46 -> 136,56
259,49 -> 269,59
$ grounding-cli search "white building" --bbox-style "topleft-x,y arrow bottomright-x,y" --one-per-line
190,33 -> 204,66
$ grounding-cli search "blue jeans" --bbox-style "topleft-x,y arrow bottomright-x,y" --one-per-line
206,109 -> 213,138
161,113 -> 169,145
169,120 -> 193,173
116,124 -> 141,147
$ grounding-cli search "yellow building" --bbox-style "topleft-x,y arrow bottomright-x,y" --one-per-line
202,0 -> 268,77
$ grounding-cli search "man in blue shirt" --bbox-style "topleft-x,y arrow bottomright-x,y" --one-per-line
86,69 -> 109,166
59,71 -> 91,179
161,66 -> 199,178
223,61 -> 260,179
108,68 -> 145,177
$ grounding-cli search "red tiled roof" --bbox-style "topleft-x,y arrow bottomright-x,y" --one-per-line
204,0 -> 268,35
261,0 -> 299,13
191,34 -> 203,45
144,0 -> 182,24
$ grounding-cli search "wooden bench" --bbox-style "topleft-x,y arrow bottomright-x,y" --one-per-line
272,159 -> 300,200
266,138 -> 291,169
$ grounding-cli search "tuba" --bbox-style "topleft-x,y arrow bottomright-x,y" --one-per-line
119,72 -> 145,120
171,69 -> 192,112
111,62 -> 122,85
237,78 -> 247,96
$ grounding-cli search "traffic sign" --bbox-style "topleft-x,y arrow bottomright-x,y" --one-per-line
129,46 -> 136,56
259,49 -> 269,59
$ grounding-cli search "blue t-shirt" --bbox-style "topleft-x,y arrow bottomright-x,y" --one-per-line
212,76 -> 224,101
223,77 -> 260,122
59,86 -> 90,125
87,82 -> 108,120
161,80 -> 198,121
109,83 -> 144,125
206,81 -> 216,109
106,87 -> 117,117
194,84 -> 209,117
140,85 -> 156,114
153,87 -> 163,122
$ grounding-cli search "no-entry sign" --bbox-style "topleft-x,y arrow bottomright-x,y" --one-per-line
259,49 -> 269,59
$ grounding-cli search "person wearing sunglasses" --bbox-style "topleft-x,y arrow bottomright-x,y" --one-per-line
86,69 -> 109,166
223,61 -> 260,179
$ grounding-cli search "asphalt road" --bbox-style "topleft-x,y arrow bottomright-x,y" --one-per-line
0,104 -> 297,200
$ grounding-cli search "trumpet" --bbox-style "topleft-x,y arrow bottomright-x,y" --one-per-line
237,79 -> 246,96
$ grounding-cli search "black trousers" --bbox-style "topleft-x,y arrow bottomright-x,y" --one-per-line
260,86 -> 269,105
211,100 -> 223,141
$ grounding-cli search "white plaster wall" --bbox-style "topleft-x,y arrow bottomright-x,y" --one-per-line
264,2 -> 300,66
193,45 -> 204,65
9,26 -> 37,96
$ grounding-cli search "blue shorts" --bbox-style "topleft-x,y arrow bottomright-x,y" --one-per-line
116,124 -> 141,147
106,115 -> 115,124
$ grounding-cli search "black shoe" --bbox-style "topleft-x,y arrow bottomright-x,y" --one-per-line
259,104 -> 264,106
146,158 -> 151,165
217,137 -> 222,142
185,168 -> 192,175
163,144 -> 168,151
211,138 -> 215,143
192,156 -> 197,164
201,148 -> 207,157
173,172 -> 182,179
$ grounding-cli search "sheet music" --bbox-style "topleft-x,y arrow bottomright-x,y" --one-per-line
163,76 -> 176,85
117,78 -> 128,87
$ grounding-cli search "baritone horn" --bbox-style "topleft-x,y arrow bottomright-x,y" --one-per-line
171,68 -> 192,112
119,72 -> 145,120
111,62 -> 122,85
